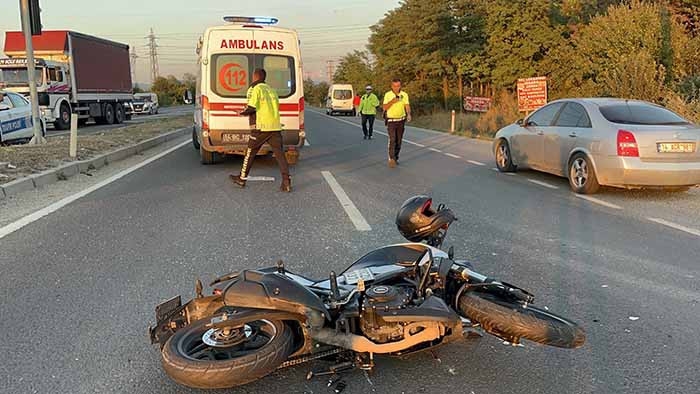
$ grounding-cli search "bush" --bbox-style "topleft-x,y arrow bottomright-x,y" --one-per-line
474,91 -> 519,138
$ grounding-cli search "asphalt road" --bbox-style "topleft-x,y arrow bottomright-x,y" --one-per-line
1,109 -> 699,393
46,105 -> 194,138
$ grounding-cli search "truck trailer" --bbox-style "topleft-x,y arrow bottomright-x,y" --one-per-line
0,30 -> 133,129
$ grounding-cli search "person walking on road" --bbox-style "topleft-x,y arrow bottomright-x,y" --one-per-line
230,68 -> 292,192
353,94 -> 361,117
382,78 -> 411,168
358,85 -> 379,140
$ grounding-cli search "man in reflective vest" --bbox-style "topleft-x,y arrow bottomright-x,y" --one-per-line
358,85 -> 379,139
230,68 -> 291,192
382,78 -> 411,168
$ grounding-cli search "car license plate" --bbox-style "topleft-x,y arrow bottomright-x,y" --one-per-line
657,142 -> 696,153
222,133 -> 249,143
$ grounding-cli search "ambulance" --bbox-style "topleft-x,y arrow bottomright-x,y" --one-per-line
193,16 -> 304,164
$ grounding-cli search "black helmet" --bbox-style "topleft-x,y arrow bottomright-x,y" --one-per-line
396,195 -> 456,245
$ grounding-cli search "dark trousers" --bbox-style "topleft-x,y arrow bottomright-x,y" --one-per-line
361,114 -> 375,137
240,130 -> 289,179
387,120 -> 406,161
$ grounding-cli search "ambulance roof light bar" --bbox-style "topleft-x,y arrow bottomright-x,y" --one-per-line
223,16 -> 279,25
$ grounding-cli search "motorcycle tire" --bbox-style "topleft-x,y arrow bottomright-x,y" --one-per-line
459,292 -> 585,349
161,314 -> 295,389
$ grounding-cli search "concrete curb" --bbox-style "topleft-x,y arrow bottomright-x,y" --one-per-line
0,126 -> 190,200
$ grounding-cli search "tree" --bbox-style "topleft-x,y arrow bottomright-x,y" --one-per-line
151,75 -> 190,106
669,0 -> 700,36
332,51 -> 374,94
485,0 -> 566,89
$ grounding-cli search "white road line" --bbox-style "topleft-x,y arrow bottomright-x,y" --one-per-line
321,171 -> 372,232
491,168 -> 499,171
304,139 -> 310,146
444,153 -> 461,159
467,160 -> 486,166
504,172 -> 517,176
0,139 -> 190,240
428,147 -> 442,153
527,179 -> 559,189
404,140 -> 425,147
574,194 -> 623,210
647,218 -> 700,238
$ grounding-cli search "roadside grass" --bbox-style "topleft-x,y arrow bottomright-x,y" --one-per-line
0,115 -> 192,184
409,111 -> 493,139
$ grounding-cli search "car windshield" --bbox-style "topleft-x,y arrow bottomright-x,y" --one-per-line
135,96 -> 151,102
333,90 -> 352,100
0,67 -> 43,86
599,102 -> 691,125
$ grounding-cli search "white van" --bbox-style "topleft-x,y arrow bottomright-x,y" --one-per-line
326,84 -> 355,116
132,92 -> 159,115
193,16 -> 305,164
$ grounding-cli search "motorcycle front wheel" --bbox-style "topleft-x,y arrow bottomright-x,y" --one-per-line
459,292 -> 585,349
161,312 -> 295,389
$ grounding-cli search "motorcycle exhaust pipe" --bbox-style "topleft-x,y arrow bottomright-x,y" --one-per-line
309,322 -> 442,354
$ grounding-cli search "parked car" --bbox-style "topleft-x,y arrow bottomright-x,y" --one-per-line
0,90 -> 45,144
493,98 -> 700,194
132,93 -> 159,115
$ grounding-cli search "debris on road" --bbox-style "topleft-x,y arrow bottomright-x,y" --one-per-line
629,316 -> 640,321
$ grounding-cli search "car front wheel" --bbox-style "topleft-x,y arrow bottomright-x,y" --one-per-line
495,139 -> 516,172
568,153 -> 600,194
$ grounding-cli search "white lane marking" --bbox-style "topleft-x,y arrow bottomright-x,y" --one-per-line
444,153 -> 461,159
574,194 -> 623,210
321,171 -> 372,232
428,147 -> 442,153
467,160 -> 486,166
527,179 -> 559,189
491,168 -> 499,172
647,218 -> 700,238
0,139 -> 190,240
504,172 -> 517,176
304,139 -> 310,146
404,140 -> 426,147
244,176 -> 275,182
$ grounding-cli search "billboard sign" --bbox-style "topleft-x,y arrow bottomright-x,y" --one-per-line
517,77 -> 547,112
463,96 -> 492,113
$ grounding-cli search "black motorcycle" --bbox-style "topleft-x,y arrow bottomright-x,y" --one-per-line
149,196 -> 585,389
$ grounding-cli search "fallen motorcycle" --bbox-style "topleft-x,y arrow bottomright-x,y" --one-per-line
149,196 -> 585,389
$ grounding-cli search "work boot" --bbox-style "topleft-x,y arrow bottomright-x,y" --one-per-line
230,174 -> 246,188
280,175 -> 292,192
388,158 -> 397,168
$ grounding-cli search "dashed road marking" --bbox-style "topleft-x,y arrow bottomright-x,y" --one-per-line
574,194 -> 623,210
321,171 -> 372,232
444,153 -> 461,159
405,140 -> 426,147
0,139 -> 191,240
528,179 -> 559,189
647,218 -> 700,238
467,160 -> 486,166
428,147 -> 442,153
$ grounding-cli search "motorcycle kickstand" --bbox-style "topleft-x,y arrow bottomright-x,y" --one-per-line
306,361 -> 355,381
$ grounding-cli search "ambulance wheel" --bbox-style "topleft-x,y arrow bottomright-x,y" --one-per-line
200,146 -> 219,165
192,127 -> 200,150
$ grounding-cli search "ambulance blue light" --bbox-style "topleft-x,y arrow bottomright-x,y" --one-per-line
223,16 -> 278,25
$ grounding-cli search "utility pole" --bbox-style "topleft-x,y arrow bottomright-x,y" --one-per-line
146,28 -> 159,84
19,0 -> 45,144
326,60 -> 335,83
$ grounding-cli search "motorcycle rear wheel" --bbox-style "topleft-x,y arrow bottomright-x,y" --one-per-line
459,292 -> 585,349
161,312 -> 294,389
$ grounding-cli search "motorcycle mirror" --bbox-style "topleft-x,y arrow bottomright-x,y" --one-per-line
448,246 -> 454,260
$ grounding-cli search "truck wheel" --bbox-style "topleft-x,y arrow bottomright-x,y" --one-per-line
200,146 -> 219,165
104,103 -> 115,125
54,103 -> 71,130
114,103 -> 125,124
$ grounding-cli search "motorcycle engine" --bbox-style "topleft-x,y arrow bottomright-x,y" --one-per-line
360,285 -> 414,343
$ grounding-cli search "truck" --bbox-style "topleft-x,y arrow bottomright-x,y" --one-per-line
0,30 -> 133,130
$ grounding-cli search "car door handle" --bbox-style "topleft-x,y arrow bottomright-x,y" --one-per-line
568,133 -> 577,138
537,131 -> 544,135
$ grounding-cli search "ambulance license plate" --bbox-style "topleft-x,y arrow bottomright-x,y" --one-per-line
223,133 -> 249,143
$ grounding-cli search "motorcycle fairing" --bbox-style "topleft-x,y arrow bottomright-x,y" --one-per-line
222,269 -> 328,326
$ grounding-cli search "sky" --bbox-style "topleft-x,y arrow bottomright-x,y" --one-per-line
1,0 -> 400,86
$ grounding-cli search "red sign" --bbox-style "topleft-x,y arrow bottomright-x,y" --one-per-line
517,77 -> 548,112
463,96 -> 492,113
218,63 -> 247,92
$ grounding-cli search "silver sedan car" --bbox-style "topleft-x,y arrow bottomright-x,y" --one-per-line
493,98 -> 700,194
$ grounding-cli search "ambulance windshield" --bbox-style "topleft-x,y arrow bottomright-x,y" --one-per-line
212,54 -> 295,98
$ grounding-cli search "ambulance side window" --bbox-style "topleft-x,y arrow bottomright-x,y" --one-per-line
212,54 -> 250,98
262,56 -> 294,98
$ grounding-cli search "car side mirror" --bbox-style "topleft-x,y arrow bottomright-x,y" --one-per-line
516,118 -> 524,126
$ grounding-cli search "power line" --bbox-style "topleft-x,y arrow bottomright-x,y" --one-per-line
146,28 -> 160,83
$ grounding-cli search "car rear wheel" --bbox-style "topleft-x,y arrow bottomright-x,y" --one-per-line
495,139 -> 516,172
568,153 -> 599,194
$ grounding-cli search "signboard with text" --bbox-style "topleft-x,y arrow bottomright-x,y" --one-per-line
463,96 -> 492,113
517,77 -> 547,112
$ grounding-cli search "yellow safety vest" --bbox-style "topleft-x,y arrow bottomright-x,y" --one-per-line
247,82 -> 281,131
